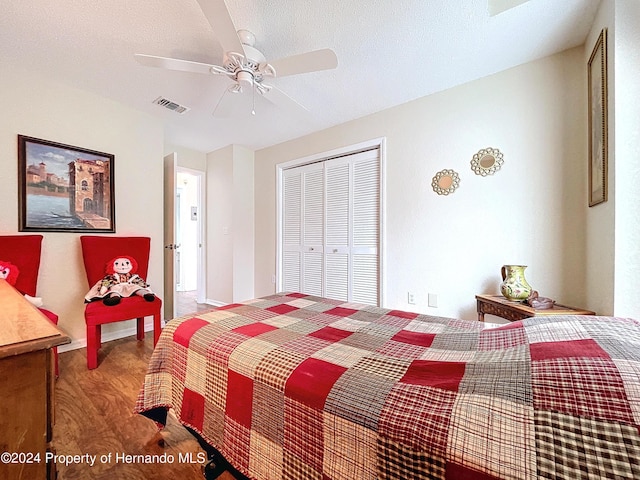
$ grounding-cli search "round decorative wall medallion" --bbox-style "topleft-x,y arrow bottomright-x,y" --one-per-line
471,147 -> 504,176
431,169 -> 460,195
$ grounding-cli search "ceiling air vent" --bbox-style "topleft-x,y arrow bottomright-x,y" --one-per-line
153,96 -> 190,114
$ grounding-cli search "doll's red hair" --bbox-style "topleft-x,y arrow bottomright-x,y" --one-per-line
0,261 -> 20,286
105,256 -> 138,275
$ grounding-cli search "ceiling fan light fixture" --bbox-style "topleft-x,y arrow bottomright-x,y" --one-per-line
236,70 -> 254,87
255,82 -> 271,95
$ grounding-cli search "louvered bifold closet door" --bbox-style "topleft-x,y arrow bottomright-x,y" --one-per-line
350,149 -> 379,306
282,169 -> 302,292
301,163 -> 324,296
324,158 -> 350,301
283,163 -> 325,296
281,147 -> 379,304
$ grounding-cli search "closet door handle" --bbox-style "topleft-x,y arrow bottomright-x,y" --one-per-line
309,247 -> 315,251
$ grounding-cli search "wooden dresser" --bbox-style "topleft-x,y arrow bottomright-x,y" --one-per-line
0,279 -> 70,480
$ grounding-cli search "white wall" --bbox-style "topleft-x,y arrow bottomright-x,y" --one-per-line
206,145 -> 255,304
207,146 -> 234,303
611,0 -> 640,318
583,0 -> 640,320
165,142 -> 207,171
0,66 -> 164,344
255,47 -> 588,321
584,1 -> 616,317
232,146 -> 255,303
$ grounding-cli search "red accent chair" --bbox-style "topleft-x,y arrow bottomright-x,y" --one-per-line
0,234 -> 60,376
80,236 -> 162,369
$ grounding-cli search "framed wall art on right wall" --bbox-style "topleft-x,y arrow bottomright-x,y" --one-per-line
587,28 -> 608,207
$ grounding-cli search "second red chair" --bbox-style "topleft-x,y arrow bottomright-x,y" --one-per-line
80,236 -> 162,369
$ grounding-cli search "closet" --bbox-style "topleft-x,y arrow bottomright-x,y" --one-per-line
280,147 -> 380,305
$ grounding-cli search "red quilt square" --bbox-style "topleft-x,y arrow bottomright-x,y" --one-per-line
180,388 -> 205,431
325,307 -> 359,317
225,370 -> 254,428
233,322 -> 278,337
173,318 -> 209,348
287,293 -> 307,298
531,357 -> 635,424
387,309 -> 420,320
285,358 -> 347,410
309,326 -> 354,342
218,303 -> 243,310
400,360 -> 466,392
497,321 -> 525,330
391,330 -> 435,347
446,462 -> 502,479
379,383 -> 456,451
530,339 -> 610,361
267,304 -> 299,314
284,399 -> 325,472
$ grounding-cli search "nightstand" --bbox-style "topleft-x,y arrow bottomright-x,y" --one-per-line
476,294 -> 595,322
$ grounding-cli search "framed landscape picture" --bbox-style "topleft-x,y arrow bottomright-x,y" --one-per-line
587,28 -> 608,207
18,135 -> 115,232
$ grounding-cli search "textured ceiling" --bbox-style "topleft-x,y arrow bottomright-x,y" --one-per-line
0,0 -> 600,153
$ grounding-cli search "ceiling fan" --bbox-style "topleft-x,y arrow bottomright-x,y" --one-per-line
135,0 -> 338,116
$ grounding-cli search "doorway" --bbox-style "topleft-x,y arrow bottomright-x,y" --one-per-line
175,168 -> 206,316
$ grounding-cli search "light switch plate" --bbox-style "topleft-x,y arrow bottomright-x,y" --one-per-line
428,293 -> 438,308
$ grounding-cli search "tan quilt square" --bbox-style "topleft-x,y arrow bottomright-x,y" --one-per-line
614,358 -> 640,424
323,412 -> 376,480
229,337 -> 279,378
447,394 -> 536,479
312,343 -> 369,368
249,430 -> 284,480
185,349 -> 207,395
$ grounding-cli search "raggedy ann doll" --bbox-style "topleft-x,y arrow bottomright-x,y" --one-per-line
85,255 -> 155,306
0,260 -> 44,307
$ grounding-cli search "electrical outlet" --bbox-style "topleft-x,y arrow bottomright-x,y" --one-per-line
271,274 -> 276,284
407,292 -> 416,305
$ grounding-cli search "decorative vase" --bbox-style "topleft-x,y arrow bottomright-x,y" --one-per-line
500,265 -> 532,301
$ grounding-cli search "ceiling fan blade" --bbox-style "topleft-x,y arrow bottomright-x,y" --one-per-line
212,86 -> 255,117
212,83 -> 300,118
268,49 -> 338,77
263,85 -> 310,116
134,53 -> 217,75
212,89 -> 234,117
195,0 -> 246,57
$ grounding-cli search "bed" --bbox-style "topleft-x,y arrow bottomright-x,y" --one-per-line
135,292 -> 640,479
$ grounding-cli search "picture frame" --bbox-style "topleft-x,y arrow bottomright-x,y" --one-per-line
587,28 -> 608,207
18,135 -> 115,232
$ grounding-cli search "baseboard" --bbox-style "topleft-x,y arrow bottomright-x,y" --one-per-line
205,298 -> 227,307
56,318 -> 162,353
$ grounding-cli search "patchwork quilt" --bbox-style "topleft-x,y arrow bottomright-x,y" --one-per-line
135,293 -> 640,479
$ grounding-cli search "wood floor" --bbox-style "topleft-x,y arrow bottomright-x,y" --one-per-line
176,290 -> 211,317
54,329 -> 235,479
